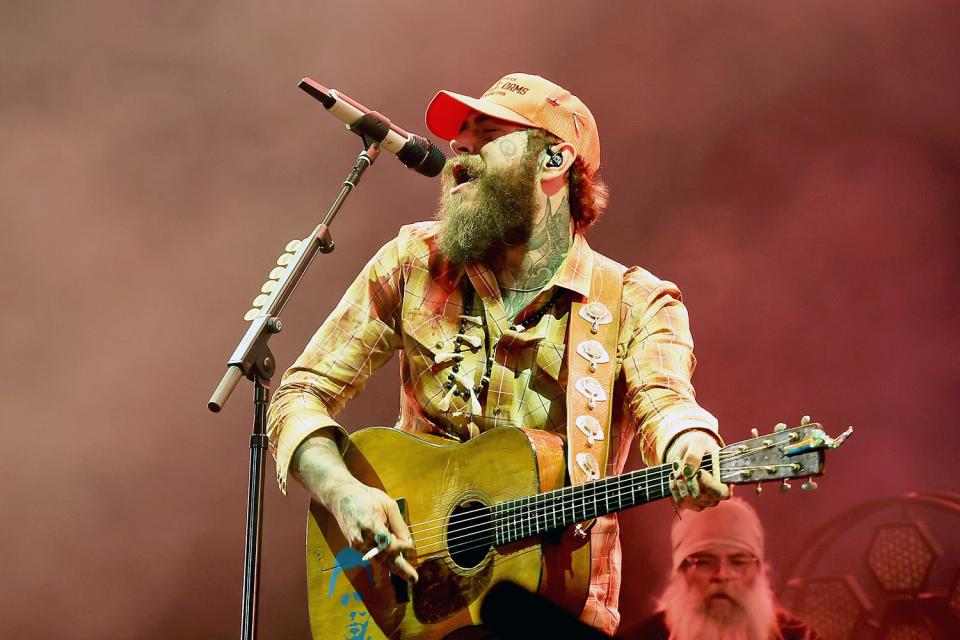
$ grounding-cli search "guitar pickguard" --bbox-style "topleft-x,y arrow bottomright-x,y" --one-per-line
413,556 -> 494,624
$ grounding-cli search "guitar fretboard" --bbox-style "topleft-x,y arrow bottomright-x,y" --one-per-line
491,460 -> 714,545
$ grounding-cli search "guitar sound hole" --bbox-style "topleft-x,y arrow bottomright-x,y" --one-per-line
447,500 -> 494,569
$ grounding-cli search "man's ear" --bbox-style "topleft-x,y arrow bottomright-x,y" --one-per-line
541,142 -> 577,180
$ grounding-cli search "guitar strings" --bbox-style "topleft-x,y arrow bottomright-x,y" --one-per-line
420,469 -> 676,558
422,474 -> 747,562
418,466 -> 679,554
408,445 -> 765,549
409,445 -> 768,534
411,463 -> 679,547
406,441 -> 771,544
450,449 -> 785,548
408,463 -> 678,543
421,470 -> 765,560
406,442 -> 788,557
422,463 -> 798,559
410,464 -> 684,556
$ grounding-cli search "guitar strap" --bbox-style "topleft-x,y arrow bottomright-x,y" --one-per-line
565,253 -> 626,525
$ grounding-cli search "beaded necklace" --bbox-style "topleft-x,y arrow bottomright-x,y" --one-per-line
440,283 -> 563,412
508,287 -> 563,333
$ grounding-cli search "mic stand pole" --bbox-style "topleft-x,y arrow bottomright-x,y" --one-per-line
209,115 -> 389,640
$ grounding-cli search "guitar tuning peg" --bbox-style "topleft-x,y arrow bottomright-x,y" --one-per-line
801,478 -> 818,491
261,280 -> 279,294
269,266 -> 286,280
252,293 -> 270,308
285,239 -> 302,252
243,308 -> 261,321
780,479 -> 792,493
277,253 -> 294,266
755,482 -> 763,497
774,422 -> 787,432
800,415 -> 812,425
750,428 -> 759,438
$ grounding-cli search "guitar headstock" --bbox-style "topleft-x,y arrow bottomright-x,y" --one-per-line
718,416 -> 853,493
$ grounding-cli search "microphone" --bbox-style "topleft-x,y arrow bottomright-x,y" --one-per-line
298,77 -> 446,177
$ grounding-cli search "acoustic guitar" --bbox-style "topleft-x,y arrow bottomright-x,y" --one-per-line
306,419 -> 852,639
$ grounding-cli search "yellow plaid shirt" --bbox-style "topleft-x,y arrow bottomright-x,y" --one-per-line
267,221 -> 719,634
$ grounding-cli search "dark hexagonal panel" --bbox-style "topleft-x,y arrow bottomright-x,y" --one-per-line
866,522 -> 940,593
792,575 -> 871,640
949,568 -> 960,620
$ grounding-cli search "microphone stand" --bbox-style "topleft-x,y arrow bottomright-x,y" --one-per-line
208,113 -> 393,640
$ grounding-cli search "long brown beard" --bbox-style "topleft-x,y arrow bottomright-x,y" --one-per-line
658,570 -> 778,640
435,143 -> 540,265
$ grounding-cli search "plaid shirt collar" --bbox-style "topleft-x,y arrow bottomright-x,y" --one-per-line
462,231 -> 596,303
550,231 -> 594,299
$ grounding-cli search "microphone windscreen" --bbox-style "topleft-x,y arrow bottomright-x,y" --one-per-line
398,135 -> 447,177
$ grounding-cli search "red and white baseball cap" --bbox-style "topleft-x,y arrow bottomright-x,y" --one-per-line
425,72 -> 601,175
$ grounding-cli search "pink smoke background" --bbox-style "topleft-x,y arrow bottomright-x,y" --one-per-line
2,1 -> 958,637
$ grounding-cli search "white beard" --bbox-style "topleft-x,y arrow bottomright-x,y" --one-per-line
657,570 -> 778,640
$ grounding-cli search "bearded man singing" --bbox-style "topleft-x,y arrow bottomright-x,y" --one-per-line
267,73 -> 729,636
635,498 -> 818,640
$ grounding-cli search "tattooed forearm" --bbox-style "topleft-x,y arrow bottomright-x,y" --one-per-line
291,434 -> 359,507
337,494 -> 360,523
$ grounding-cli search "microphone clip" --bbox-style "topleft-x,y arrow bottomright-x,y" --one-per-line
348,111 -> 392,149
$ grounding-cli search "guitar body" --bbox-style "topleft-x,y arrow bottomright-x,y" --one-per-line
306,427 -> 592,640
303,418 -> 853,638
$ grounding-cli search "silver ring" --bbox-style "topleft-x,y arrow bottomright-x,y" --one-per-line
374,531 -> 391,550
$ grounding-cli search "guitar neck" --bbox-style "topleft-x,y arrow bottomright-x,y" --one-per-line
484,421 -> 851,547
492,460 -> 706,545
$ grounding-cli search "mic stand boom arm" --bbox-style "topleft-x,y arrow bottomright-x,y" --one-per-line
209,122 -> 387,411
208,111 -> 391,640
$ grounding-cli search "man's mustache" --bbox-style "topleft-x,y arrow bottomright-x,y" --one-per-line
704,591 -> 745,610
442,154 -> 486,186
705,588 -> 742,605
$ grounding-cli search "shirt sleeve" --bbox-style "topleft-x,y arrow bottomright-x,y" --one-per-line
620,269 -> 721,465
266,236 -> 404,493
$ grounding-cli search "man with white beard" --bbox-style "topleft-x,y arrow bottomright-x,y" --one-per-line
634,498 -> 817,640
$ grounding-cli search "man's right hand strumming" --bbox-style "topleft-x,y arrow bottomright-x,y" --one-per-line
292,434 -> 419,584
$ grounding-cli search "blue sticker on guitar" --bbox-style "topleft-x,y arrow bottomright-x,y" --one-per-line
328,547 -> 374,597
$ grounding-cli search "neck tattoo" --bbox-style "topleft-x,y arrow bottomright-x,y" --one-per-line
500,195 -> 571,318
